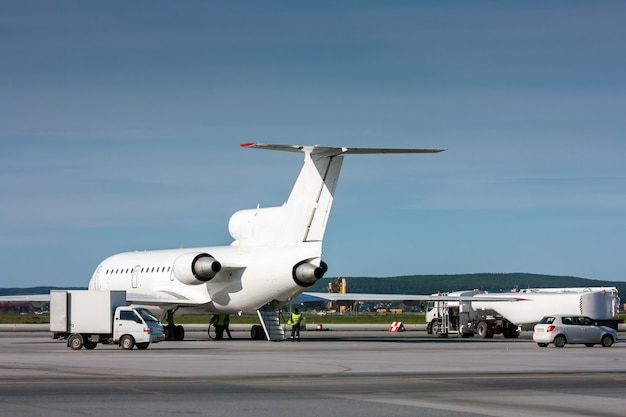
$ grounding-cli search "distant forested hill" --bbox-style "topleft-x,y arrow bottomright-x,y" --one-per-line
0,287 -> 85,296
1,273 -> 624,304
309,273 -> 626,304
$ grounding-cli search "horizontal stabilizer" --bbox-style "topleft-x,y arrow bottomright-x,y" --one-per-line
241,142 -> 446,156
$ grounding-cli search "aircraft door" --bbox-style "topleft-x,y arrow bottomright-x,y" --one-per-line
132,265 -> 141,288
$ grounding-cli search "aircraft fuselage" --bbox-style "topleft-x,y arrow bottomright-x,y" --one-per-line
88,241 -> 322,314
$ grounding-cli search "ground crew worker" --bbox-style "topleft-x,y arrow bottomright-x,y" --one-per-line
289,308 -> 303,341
224,314 -> 232,339
210,314 -> 229,340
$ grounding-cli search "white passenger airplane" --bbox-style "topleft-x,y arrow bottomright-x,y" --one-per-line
5,143 -> 448,340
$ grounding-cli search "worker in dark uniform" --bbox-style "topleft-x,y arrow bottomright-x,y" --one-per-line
289,308 -> 303,341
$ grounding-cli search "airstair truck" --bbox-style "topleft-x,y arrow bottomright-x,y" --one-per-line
426,287 -> 620,339
50,290 -> 165,350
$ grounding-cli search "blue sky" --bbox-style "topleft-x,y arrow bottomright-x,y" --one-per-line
1,1 -> 625,287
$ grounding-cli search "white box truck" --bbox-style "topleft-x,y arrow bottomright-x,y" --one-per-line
50,290 -> 165,350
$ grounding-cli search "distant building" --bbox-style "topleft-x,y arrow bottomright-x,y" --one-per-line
0,302 -> 32,314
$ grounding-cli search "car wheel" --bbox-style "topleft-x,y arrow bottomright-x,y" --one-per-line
601,334 -> 614,348
537,343 -> 548,348
553,334 -> 567,348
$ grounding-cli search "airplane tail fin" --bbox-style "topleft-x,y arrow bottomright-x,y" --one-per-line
228,143 -> 445,247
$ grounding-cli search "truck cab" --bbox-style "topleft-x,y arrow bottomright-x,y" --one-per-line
114,306 -> 166,349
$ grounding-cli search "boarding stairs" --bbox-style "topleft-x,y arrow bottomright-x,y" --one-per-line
257,304 -> 285,341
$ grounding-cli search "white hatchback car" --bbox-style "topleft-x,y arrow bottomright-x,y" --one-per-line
533,315 -> 618,348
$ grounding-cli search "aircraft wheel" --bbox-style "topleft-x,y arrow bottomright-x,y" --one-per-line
250,325 -> 266,340
175,325 -> 185,341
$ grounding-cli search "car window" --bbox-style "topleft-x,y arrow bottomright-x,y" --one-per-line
539,317 -> 555,324
562,317 -> 573,325
579,317 -> 594,326
136,308 -> 159,323
119,310 -> 136,321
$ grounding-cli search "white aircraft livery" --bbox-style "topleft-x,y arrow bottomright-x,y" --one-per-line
9,143 -> 447,340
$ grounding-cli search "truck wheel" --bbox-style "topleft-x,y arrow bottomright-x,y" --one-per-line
120,335 -> 135,350
136,343 -> 149,350
430,320 -> 442,336
432,321 -> 448,338
502,324 -> 520,339
84,340 -> 98,350
601,334 -> 614,348
476,321 -> 489,339
68,334 -> 83,350
553,334 -> 567,348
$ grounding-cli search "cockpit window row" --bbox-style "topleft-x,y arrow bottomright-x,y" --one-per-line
104,266 -> 172,275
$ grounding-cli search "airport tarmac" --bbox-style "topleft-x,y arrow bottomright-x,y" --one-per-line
0,328 -> 624,417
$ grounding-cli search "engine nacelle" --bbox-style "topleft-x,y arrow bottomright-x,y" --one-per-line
173,253 -> 221,285
293,260 -> 328,287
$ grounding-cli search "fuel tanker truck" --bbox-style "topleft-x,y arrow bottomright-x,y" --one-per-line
426,287 -> 621,339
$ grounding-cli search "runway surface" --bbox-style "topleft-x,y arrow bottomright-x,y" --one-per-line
0,329 -> 624,417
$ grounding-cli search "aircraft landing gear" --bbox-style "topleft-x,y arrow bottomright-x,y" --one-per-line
164,307 -> 185,341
